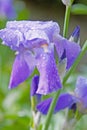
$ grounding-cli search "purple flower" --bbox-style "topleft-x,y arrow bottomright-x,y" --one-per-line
0,21 -> 62,95
0,21 -> 81,95
0,0 -> 16,19
37,76 -> 87,114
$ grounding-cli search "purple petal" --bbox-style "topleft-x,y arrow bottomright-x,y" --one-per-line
37,98 -> 52,115
75,76 -> 87,99
36,46 -> 62,95
81,95 -> 87,109
6,20 -> 60,43
0,28 -> 24,50
54,93 -> 74,113
0,21 -> 60,50
9,53 -> 34,89
24,38 -> 48,50
0,0 -> 16,19
54,35 -> 81,69
37,93 -> 74,115
31,75 -> 39,96
69,26 -> 80,43
24,29 -> 49,43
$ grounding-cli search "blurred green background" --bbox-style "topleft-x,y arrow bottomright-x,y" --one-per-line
0,0 -> 87,130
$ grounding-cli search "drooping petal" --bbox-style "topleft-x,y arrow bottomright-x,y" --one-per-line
31,75 -> 39,96
75,76 -> 87,99
54,35 -> 81,69
54,93 -> 75,113
37,93 -> 74,115
36,45 -> 62,95
9,53 -> 35,89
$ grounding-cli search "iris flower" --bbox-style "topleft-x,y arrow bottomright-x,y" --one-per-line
0,21 -> 81,95
0,0 -> 16,19
37,76 -> 87,114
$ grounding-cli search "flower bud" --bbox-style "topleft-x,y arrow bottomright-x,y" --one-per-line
61,0 -> 71,6
69,26 -> 80,44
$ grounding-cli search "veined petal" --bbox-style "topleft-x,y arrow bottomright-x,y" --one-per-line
36,46 -> 62,95
9,53 -> 35,89
37,93 -> 74,115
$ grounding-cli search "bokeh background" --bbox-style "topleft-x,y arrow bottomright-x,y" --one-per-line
0,0 -> 87,130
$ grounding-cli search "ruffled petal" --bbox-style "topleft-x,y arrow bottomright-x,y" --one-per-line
0,28 -> 24,50
6,20 -> 60,43
36,46 -> 62,95
9,53 -> 35,89
37,93 -> 74,115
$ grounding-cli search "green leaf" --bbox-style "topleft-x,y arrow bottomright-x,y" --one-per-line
71,4 -> 87,15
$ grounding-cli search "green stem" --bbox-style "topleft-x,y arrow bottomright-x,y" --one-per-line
63,40 -> 87,85
63,5 -> 71,37
43,89 -> 61,130
31,96 -> 36,112
31,97 -> 37,130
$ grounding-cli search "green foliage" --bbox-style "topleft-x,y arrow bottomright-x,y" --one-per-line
71,4 -> 87,15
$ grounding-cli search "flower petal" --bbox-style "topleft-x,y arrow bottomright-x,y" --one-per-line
0,28 -> 24,50
69,26 -> 80,43
37,93 -> 74,115
9,53 -> 34,89
54,35 -> 81,69
0,0 -> 16,19
54,93 -> 74,113
36,98 -> 52,115
36,46 -> 62,95
31,75 -> 39,96
75,76 -> 87,98
6,20 -> 60,43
